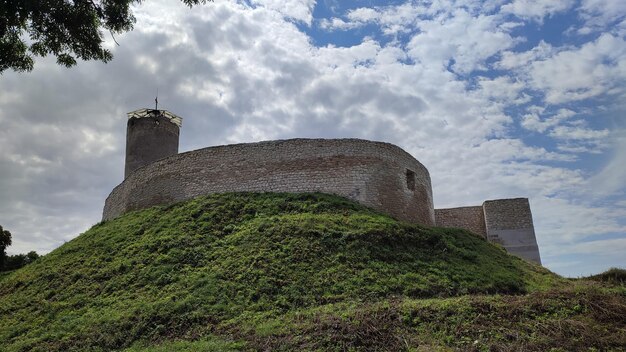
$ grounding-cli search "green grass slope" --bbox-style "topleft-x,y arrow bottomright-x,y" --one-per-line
0,193 -> 623,351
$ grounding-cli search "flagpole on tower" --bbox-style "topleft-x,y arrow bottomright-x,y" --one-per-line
155,88 -> 158,110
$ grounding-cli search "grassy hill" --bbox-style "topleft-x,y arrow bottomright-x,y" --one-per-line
0,193 -> 624,351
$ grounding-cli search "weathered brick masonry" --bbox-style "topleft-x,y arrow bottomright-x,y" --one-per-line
104,138 -> 435,225
434,199 -> 542,264
103,109 -> 542,265
483,199 -> 541,264
435,206 -> 487,237
125,111 -> 179,178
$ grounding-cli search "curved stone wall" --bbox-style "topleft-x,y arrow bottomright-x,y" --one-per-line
103,138 -> 435,225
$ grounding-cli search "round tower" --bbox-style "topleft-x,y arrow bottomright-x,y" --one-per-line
124,108 -> 182,178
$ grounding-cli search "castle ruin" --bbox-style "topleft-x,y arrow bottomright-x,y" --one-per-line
103,109 -> 542,264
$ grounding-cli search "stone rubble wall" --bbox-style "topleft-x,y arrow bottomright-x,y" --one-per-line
434,198 -> 542,265
483,198 -> 535,230
483,198 -> 542,264
434,206 -> 487,237
103,138 -> 435,225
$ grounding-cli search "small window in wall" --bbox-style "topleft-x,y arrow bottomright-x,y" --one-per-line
406,169 -> 416,191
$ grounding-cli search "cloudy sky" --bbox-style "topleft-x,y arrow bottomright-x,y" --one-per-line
1,0 -> 625,277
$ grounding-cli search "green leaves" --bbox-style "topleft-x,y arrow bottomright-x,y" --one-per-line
56,53 -> 77,67
0,0 -> 211,73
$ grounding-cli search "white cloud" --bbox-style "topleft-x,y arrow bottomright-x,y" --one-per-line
549,125 -> 610,140
501,0 -> 575,22
477,76 -> 528,104
529,34 -> 626,104
533,197 -> 626,245
251,0 -> 316,24
319,17 -> 359,31
319,3 -> 422,33
551,238 -> 626,256
520,109 -> 610,155
588,129 -> 626,195
521,108 -> 576,133
578,0 -> 626,34
497,40 -> 554,70
407,9 -> 518,74
519,108 -> 611,155
346,7 -> 380,22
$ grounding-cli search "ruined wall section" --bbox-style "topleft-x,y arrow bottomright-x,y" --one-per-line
435,199 -> 542,265
435,206 -> 487,237
104,139 -> 435,225
483,198 -> 542,264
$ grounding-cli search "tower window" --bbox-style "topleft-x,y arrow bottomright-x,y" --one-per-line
406,169 -> 415,191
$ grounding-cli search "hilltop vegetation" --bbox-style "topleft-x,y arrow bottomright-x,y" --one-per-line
0,193 -> 624,351
587,267 -> 626,285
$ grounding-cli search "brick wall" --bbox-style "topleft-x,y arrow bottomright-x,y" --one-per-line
103,138 -> 435,225
434,206 -> 486,237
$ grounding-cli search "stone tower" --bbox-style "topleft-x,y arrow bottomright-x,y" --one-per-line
483,198 -> 542,264
124,108 -> 182,178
